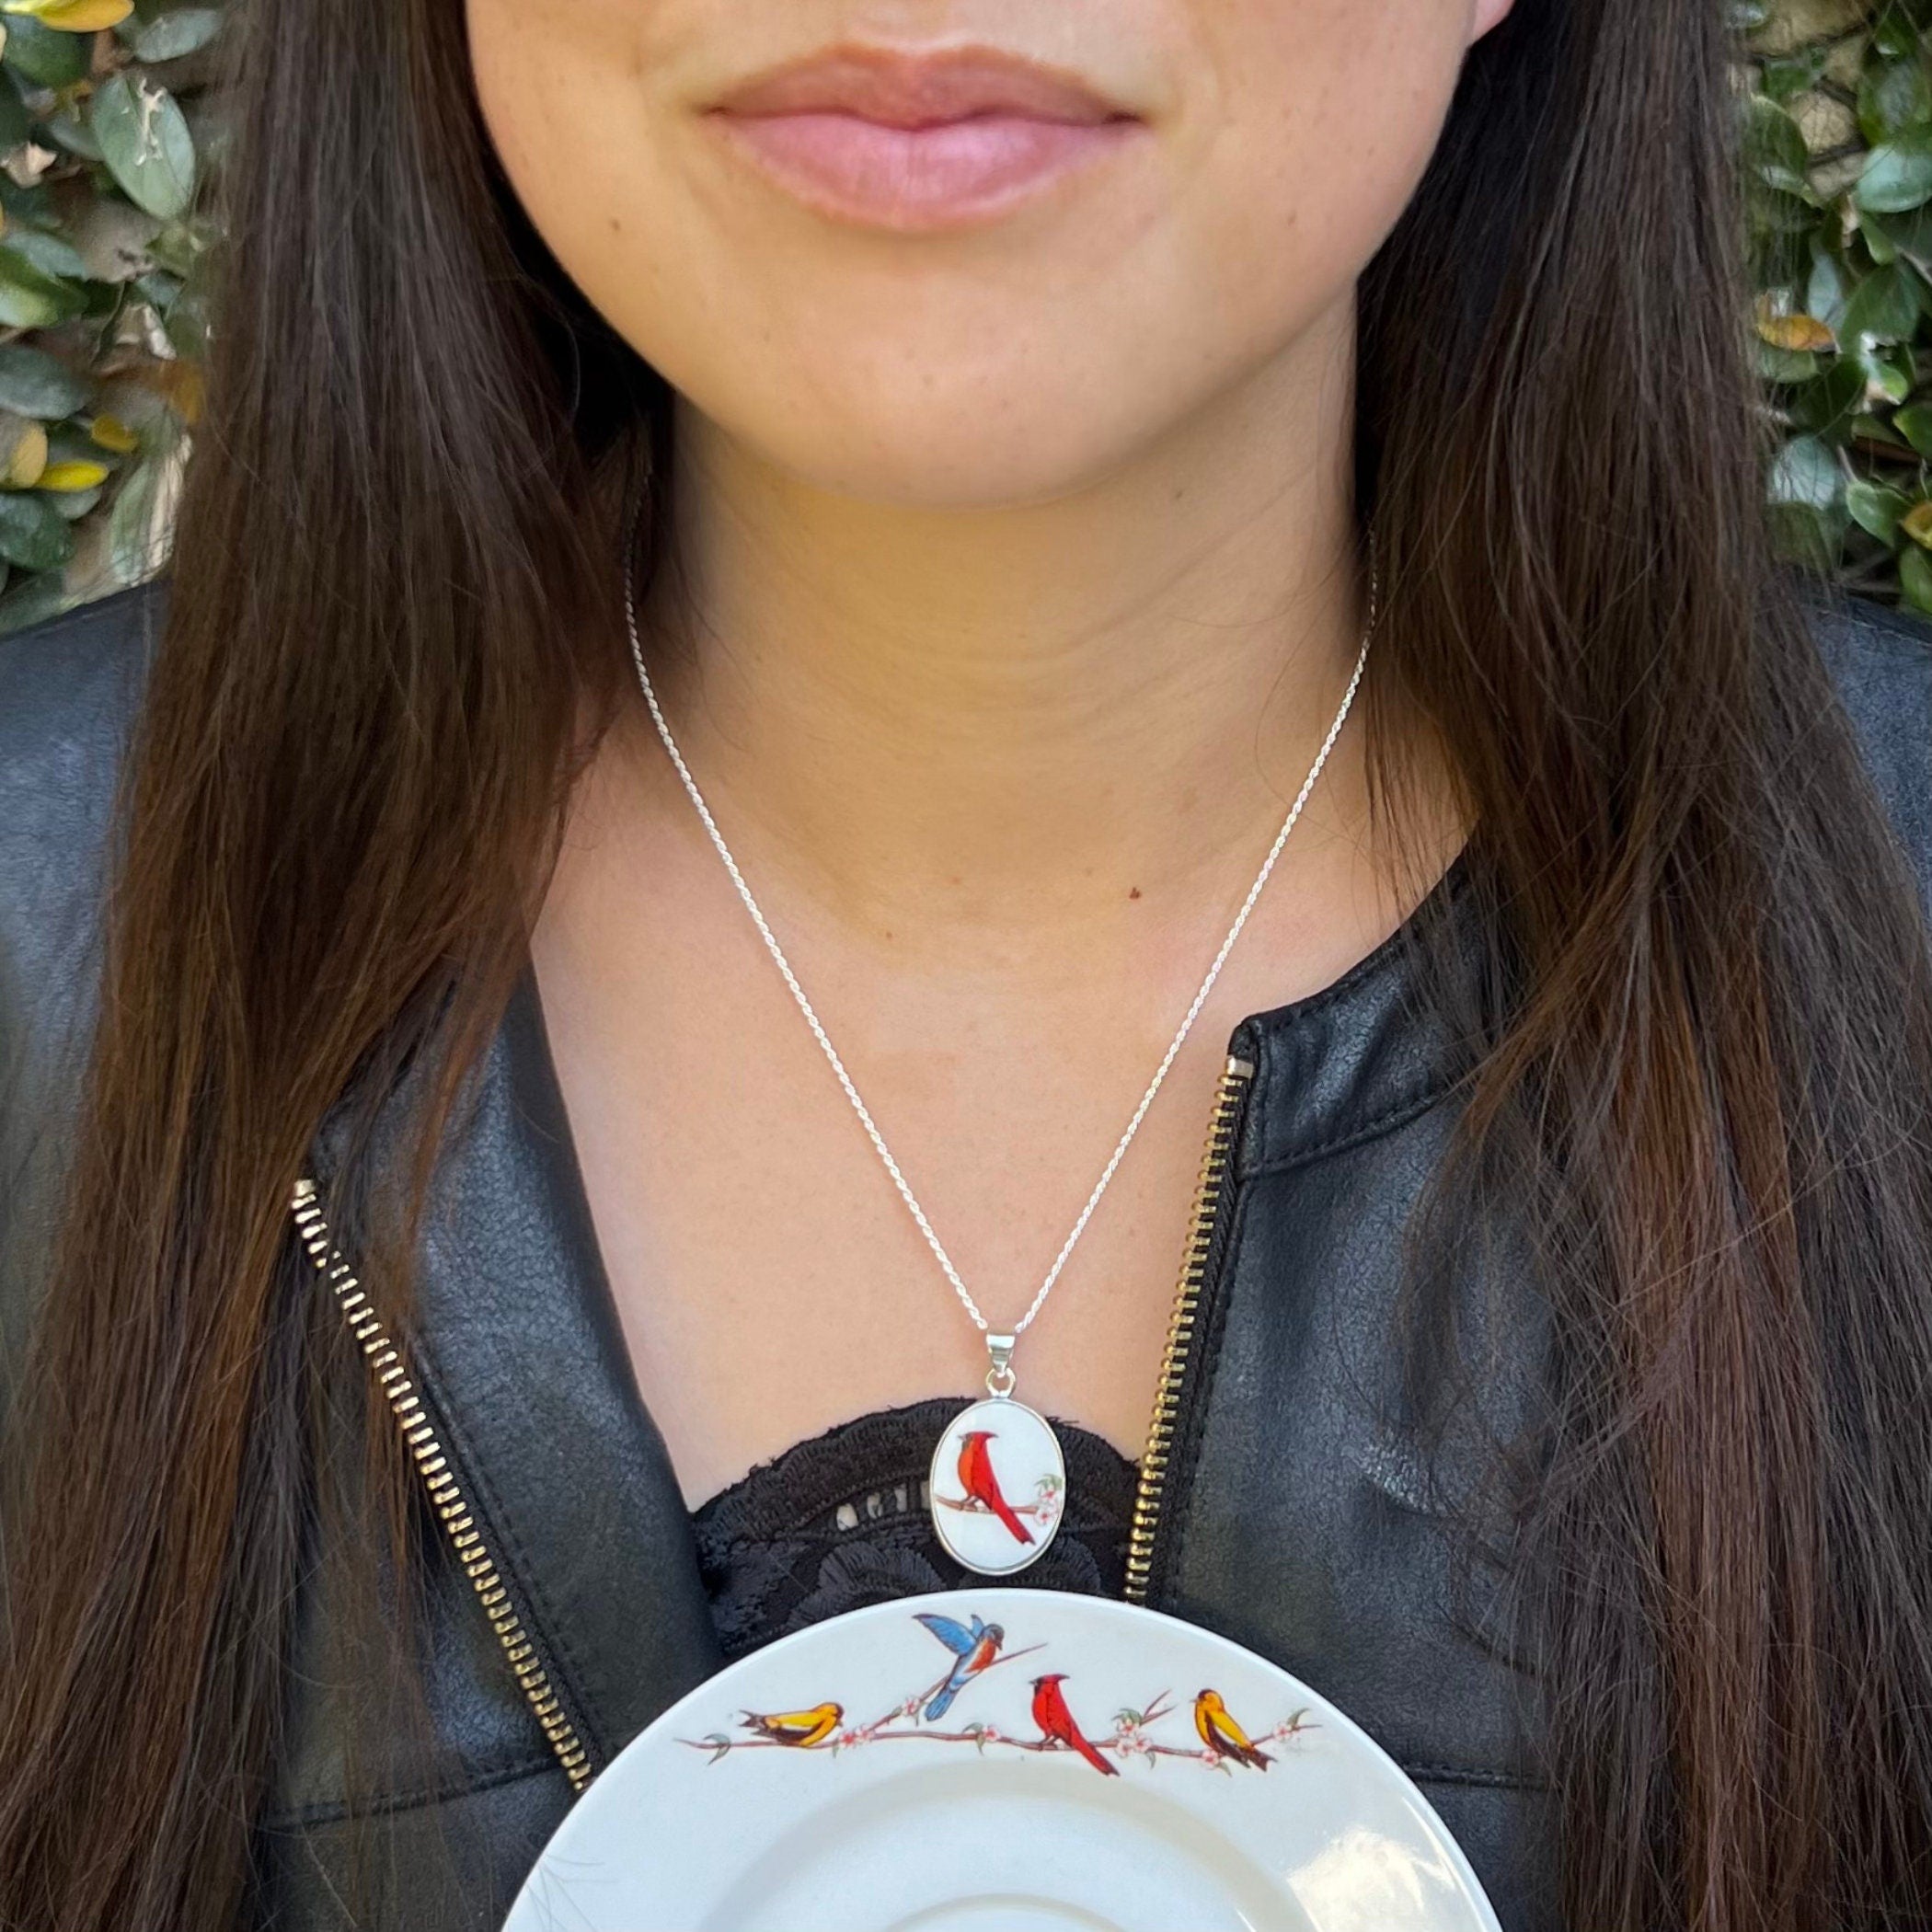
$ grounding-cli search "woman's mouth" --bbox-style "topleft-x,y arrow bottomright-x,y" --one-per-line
703,44 -> 1146,234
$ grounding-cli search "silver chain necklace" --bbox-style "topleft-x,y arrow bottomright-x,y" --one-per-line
622,513 -> 1375,1574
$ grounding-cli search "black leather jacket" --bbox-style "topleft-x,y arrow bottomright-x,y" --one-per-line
5,572 -> 1931,1931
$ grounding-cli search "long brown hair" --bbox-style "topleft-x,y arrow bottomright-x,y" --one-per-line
4,0 -> 1930,1926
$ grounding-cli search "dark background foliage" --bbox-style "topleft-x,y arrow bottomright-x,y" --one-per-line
0,0 -> 1922,630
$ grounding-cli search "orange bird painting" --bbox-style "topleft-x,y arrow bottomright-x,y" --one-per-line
738,1702 -> 843,1749
1030,1673 -> 1118,1776
1193,1689 -> 1272,1769
957,1430 -> 1034,1546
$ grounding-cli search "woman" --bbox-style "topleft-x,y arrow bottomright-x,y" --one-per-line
2,0 -> 1930,1926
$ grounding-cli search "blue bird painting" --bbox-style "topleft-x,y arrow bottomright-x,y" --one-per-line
913,1611 -> 1005,1721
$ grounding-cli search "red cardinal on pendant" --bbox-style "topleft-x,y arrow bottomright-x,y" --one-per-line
1030,1673 -> 1119,1776
957,1429 -> 1034,1546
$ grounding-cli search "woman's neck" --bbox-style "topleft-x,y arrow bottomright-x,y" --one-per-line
624,306 -> 1428,963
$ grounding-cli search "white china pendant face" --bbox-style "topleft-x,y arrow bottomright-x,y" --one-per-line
928,1397 -> 1065,1576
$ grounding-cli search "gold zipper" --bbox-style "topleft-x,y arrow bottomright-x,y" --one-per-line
289,1177 -> 595,1794
1123,1052 -> 1255,1605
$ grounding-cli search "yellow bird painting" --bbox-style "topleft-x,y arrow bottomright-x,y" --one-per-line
1193,1689 -> 1272,1770
738,1702 -> 844,1749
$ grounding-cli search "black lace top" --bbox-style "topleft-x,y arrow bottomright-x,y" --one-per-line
689,1396 -> 1142,1661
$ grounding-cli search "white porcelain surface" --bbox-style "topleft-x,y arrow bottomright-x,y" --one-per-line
503,1588 -> 1502,1932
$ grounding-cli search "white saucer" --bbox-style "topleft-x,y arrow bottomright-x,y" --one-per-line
502,1586 -> 1502,1932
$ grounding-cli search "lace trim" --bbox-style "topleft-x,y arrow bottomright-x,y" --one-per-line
689,1397 -> 1140,1660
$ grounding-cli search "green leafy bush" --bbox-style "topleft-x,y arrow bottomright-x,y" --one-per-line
1744,0 -> 1932,610
0,0 -> 215,635
0,1 -> 1926,633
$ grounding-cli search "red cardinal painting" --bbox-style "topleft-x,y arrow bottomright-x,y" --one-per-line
957,1430 -> 1034,1546
1030,1673 -> 1118,1776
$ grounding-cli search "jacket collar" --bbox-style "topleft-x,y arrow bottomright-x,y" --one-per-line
1235,849 -> 1483,1179
309,963 -> 725,1773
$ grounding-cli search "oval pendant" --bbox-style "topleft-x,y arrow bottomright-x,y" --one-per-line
928,1396 -> 1065,1576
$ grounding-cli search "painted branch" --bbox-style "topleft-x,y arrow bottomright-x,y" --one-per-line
683,1712 -> 1318,1763
931,1492 -> 1059,1520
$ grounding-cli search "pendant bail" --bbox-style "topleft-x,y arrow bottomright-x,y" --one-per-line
984,1331 -> 1017,1398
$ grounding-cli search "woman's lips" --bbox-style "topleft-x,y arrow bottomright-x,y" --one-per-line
707,111 -> 1140,232
704,45 -> 1144,233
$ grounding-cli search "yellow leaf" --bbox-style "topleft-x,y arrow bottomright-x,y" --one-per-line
1903,500 -> 1932,550
87,412 -> 138,453
38,457 -> 108,490
1754,301 -> 1835,353
0,0 -> 132,28
0,419 -> 45,489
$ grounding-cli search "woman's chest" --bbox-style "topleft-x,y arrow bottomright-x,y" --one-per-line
523,742 -> 1432,1515
531,905 -> 1281,1511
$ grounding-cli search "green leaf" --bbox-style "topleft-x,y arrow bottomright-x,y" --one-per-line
115,6 -> 219,62
1840,261 -> 1924,345
132,263 -> 178,306
1893,401 -> 1932,454
1769,424 -> 1854,564
0,487 -> 74,570
89,71 -> 196,220
1850,408 -> 1916,451
1806,239 -> 1848,330
1768,432 -> 1843,512
1788,355 -> 1866,434
1857,53 -> 1932,144
1,224 -> 90,283
42,422 -> 117,470
1746,96 -> 1814,198
1860,203 -> 1932,275
0,64 -> 30,150
1857,131 -> 1932,213
1762,48 -> 1828,106
144,211 -> 209,279
0,175 -> 58,233
73,276 -> 121,323
1847,478 -> 1913,546
1754,340 -> 1822,384
1901,538 -> 1932,613
0,12 -> 88,87
0,244 -> 82,328
47,480 -> 101,519
41,104 -> 103,162
0,342 -> 89,417
1856,341 -> 1915,404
